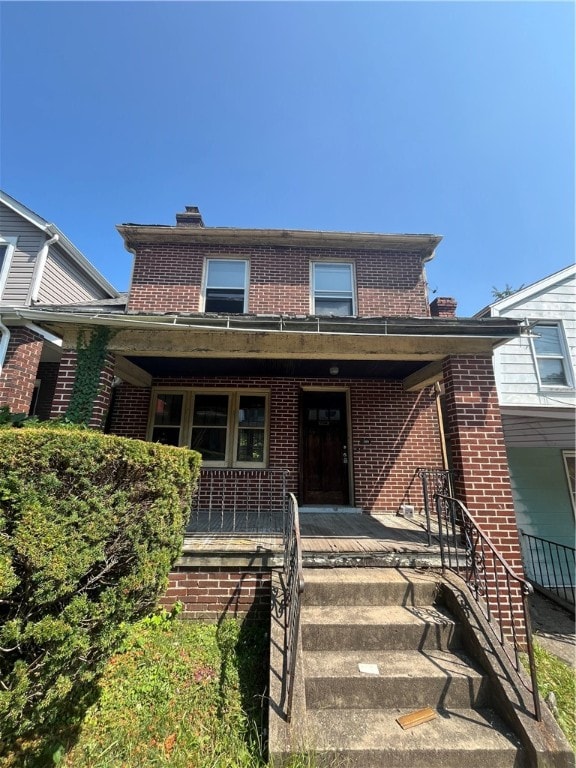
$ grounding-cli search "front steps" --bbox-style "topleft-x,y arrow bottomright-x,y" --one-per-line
270,568 -> 525,767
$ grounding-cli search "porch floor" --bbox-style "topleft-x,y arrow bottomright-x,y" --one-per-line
180,512 -> 443,568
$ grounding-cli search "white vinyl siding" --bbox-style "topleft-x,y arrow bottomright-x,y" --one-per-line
0,205 -> 43,305
491,272 -> 576,408
36,247 -> 109,304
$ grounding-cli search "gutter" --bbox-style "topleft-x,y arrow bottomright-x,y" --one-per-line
28,232 -> 59,303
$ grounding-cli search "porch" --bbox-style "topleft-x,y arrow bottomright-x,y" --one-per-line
180,510 -> 443,569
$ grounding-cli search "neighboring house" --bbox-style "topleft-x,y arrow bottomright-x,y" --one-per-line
0,190 -> 119,418
476,265 -> 576,605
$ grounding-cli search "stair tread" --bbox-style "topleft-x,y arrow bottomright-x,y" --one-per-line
305,707 -> 522,752
303,648 -> 485,680
302,603 -> 455,626
303,567 -> 440,586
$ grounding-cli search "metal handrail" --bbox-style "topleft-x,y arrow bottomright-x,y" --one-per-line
418,468 -> 454,545
435,494 -> 541,721
520,530 -> 575,608
283,492 -> 305,722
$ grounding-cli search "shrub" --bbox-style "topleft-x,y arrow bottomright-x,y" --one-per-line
0,427 -> 200,762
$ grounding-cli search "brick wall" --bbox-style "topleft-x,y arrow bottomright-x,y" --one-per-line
127,242 -> 430,317
51,351 -> 116,428
108,375 -> 443,514
0,327 -> 43,414
160,567 -> 272,622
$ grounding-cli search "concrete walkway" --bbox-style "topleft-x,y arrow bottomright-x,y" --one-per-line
529,592 -> 575,669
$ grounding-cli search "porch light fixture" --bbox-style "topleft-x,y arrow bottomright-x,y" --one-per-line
329,366 -> 339,376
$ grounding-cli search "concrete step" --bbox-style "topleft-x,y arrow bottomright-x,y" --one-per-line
303,567 -> 441,607
301,604 -> 463,651
304,648 -> 490,709
302,707 -> 523,768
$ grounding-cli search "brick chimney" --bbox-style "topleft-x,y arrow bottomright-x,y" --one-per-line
430,297 -> 457,318
176,205 -> 204,227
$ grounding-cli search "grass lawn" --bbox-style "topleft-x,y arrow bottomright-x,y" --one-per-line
62,611 -> 269,767
532,639 -> 575,751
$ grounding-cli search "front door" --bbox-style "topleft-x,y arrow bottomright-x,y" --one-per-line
301,391 -> 350,505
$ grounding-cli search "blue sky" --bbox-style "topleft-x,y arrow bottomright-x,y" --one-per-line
1,1 -> 573,315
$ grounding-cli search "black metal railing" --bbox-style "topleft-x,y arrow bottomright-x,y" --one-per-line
435,494 -> 541,721
418,468 -> 454,545
188,468 -> 288,533
520,530 -> 575,610
283,492 -> 304,722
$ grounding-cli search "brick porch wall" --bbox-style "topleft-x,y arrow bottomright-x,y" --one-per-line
108,375 -> 443,514
128,242 -> 430,317
51,351 -> 116,428
160,567 -> 272,622
0,327 -> 43,414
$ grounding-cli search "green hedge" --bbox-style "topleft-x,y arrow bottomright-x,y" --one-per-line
0,427 -> 200,762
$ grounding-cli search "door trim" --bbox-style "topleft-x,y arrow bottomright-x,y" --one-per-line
298,387 -> 354,505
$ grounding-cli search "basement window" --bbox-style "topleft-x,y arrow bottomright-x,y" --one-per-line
149,389 -> 268,468
204,259 -> 248,313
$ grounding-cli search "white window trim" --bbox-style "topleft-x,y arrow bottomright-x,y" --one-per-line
0,236 -> 17,299
528,320 -> 574,390
563,450 -> 575,516
148,387 -> 269,468
201,258 -> 250,313
310,260 -> 356,316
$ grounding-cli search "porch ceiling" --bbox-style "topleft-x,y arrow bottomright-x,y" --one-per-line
125,355 -> 427,380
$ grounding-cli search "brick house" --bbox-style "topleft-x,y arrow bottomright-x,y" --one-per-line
1,205 -> 527,617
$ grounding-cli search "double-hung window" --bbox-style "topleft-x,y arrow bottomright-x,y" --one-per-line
149,389 -> 268,467
312,262 -> 355,316
204,259 -> 248,313
531,322 -> 573,388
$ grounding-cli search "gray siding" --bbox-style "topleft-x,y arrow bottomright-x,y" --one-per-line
0,204 -> 43,305
36,245 -> 108,304
492,273 -> 576,409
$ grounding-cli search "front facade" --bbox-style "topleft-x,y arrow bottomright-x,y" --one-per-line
477,266 -> 576,601
0,206 -> 527,602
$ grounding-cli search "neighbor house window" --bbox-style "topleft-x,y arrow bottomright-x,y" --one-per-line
204,259 -> 248,313
531,322 -> 573,387
312,262 -> 355,316
149,389 -> 268,468
0,237 -> 17,299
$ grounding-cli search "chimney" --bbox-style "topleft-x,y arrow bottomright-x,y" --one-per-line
430,297 -> 457,318
176,205 -> 204,227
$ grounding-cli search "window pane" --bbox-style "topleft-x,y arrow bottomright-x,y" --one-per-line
315,264 -> 352,293
193,395 -> 229,426
238,395 -> 265,427
191,427 -> 227,461
0,245 -> 7,270
537,358 -> 568,386
154,394 -> 183,426
207,260 -> 246,288
237,429 -> 264,463
152,426 -> 181,446
205,289 -> 245,313
534,325 -> 563,356
315,298 -> 353,316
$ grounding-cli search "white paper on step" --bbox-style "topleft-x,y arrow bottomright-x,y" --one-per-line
358,663 -> 380,675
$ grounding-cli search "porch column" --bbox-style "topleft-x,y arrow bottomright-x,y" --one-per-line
442,355 -> 526,638
51,350 -> 116,429
107,382 -> 151,440
0,327 -> 43,414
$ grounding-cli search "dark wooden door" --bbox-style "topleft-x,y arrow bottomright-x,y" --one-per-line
301,391 -> 350,505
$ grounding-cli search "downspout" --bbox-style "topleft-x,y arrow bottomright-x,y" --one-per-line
28,232 -> 59,304
0,316 -> 10,378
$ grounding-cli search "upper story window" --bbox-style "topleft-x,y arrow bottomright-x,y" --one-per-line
312,262 -> 355,316
149,388 -> 268,468
0,237 -> 17,299
531,322 -> 573,388
204,259 -> 248,313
